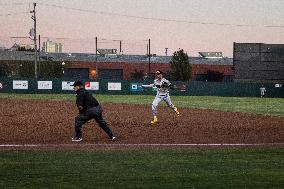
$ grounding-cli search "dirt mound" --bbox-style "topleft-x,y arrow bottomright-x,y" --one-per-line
0,99 -> 283,148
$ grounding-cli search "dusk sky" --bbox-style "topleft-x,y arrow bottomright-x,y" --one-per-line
0,0 -> 283,57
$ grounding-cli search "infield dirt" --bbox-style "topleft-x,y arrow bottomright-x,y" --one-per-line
0,99 -> 283,149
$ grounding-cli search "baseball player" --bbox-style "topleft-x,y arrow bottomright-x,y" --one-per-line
142,70 -> 180,124
260,85 -> 266,98
71,80 -> 116,142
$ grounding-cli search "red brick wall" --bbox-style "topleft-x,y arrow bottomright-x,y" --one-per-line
191,64 -> 233,80
68,61 -> 233,80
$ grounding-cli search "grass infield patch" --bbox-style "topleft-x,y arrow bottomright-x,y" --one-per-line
0,93 -> 283,117
0,148 -> 283,188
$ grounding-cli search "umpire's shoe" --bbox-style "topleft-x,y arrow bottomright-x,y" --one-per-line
72,137 -> 83,142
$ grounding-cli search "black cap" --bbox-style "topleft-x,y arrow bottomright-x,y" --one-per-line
156,70 -> 163,75
71,80 -> 83,87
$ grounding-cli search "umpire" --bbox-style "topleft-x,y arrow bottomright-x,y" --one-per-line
71,80 -> 116,142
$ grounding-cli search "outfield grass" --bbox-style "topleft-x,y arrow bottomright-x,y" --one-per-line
0,148 -> 283,189
0,93 -> 283,117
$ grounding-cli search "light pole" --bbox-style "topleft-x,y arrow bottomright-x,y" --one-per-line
112,39 -> 122,54
30,2 -> 37,78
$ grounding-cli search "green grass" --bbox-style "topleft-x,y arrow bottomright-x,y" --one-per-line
0,148 -> 283,189
0,93 -> 283,117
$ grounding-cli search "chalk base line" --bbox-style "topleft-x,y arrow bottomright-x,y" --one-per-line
0,143 -> 284,148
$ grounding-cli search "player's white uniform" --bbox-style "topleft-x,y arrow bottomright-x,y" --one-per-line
260,87 -> 266,97
142,78 -> 177,117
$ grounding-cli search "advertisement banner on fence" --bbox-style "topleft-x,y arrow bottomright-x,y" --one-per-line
13,80 -> 28,90
85,81 -> 99,91
108,82 -> 121,91
38,81 -> 53,90
62,81 -> 74,90
130,83 -> 143,92
175,84 -> 187,92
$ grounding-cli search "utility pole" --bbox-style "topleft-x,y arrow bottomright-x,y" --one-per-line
95,37 -> 98,61
30,3 -> 37,78
38,34 -> 40,77
95,36 -> 98,79
119,40 -> 122,54
148,39 -> 151,78
165,48 -> 168,56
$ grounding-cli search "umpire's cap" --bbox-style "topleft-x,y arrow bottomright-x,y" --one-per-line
71,80 -> 84,87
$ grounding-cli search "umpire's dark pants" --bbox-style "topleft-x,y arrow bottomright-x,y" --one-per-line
75,105 -> 113,139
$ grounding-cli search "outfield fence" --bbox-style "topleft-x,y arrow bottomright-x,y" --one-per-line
0,78 -> 283,97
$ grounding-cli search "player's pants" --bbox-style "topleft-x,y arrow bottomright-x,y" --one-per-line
152,94 -> 177,117
75,105 -> 113,139
261,91 -> 265,96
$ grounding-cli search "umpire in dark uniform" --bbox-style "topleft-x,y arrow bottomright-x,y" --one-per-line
71,81 -> 115,142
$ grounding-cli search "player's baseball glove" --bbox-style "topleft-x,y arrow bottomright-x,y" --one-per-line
161,82 -> 174,89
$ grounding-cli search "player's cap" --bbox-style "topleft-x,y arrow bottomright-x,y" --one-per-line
156,70 -> 163,75
71,80 -> 84,87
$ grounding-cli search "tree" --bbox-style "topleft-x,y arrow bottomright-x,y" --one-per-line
169,49 -> 191,81
17,46 -> 35,52
0,63 -> 12,77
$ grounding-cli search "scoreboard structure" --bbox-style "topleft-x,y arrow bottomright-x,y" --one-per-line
233,43 -> 284,83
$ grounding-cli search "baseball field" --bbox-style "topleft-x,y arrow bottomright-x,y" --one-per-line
0,94 -> 283,188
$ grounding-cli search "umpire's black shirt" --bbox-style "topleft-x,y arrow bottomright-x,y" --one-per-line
76,88 -> 99,112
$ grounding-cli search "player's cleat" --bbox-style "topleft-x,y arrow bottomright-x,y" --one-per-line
72,137 -> 83,142
176,110 -> 180,116
111,136 -> 116,141
151,116 -> 158,124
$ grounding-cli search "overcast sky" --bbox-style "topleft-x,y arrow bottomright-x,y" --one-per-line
0,0 -> 283,57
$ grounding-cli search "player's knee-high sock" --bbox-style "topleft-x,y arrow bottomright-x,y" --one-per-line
152,103 -> 157,117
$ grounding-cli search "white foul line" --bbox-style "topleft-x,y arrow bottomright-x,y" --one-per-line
0,143 -> 284,147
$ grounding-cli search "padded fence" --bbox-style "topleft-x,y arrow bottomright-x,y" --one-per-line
0,78 -> 283,97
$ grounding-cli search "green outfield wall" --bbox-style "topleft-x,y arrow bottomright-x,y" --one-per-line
0,78 -> 283,97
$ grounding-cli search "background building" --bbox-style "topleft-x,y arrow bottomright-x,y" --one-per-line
9,43 -> 35,51
233,43 -> 284,83
42,40 -> 63,53
198,52 -> 223,59
0,50 -> 233,81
